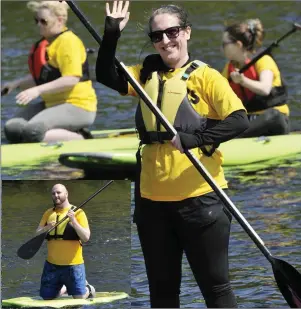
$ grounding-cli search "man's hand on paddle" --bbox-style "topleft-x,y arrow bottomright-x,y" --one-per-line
36,221 -> 56,235
106,1 -> 130,31
67,209 -> 78,224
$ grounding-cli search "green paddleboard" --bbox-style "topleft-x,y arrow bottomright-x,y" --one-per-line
2,128 -> 139,169
59,134 -> 301,174
2,291 -> 129,308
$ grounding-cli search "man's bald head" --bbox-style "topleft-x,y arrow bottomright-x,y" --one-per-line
51,184 -> 69,208
52,184 -> 68,194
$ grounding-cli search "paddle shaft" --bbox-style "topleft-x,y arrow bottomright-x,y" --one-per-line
47,180 -> 114,234
66,1 -> 274,260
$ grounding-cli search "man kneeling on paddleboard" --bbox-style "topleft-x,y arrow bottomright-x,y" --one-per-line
36,184 -> 95,300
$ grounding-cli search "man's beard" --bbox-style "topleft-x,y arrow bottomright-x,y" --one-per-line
53,196 -> 66,206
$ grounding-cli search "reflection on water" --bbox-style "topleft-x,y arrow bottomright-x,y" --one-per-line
2,180 -> 131,309
131,165 -> 301,308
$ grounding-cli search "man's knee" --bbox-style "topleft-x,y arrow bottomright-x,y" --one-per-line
22,122 -> 47,142
39,291 -> 59,300
4,118 -> 27,143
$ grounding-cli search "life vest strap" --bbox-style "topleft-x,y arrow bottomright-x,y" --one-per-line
47,235 -> 64,240
181,60 -> 205,81
141,131 -> 173,144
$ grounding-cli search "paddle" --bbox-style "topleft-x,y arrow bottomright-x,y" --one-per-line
229,22 -> 301,79
17,180 -> 114,260
66,2 -> 301,307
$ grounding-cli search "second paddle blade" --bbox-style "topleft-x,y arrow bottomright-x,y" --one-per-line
273,258 -> 301,308
17,232 -> 47,260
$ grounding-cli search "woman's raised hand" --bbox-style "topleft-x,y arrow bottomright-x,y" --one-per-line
106,1 -> 130,32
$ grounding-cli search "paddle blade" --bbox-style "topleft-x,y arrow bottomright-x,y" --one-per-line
272,258 -> 301,308
17,232 -> 47,260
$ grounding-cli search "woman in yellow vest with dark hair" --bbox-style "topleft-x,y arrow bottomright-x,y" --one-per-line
221,18 -> 290,137
2,1 -> 97,143
96,1 -> 249,308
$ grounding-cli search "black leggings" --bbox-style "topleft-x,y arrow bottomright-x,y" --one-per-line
135,192 -> 237,308
240,108 -> 289,138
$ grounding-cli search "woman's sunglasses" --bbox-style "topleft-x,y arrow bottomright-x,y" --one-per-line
148,26 -> 185,43
34,17 -> 48,26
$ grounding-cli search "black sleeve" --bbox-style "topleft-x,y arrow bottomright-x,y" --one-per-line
95,16 -> 128,93
178,109 -> 249,149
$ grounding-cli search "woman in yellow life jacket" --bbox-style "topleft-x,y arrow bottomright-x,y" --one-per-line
2,1 -> 97,143
96,1 -> 249,308
221,19 -> 290,137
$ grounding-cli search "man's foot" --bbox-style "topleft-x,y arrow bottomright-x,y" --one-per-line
86,283 -> 96,298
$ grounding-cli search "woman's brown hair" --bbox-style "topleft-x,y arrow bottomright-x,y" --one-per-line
225,19 -> 264,52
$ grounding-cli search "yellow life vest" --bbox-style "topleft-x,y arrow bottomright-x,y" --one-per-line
135,60 -> 211,150
46,205 -> 80,241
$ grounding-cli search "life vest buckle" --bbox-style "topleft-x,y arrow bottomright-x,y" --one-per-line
190,61 -> 200,70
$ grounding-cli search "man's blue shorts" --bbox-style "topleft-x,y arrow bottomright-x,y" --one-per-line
40,260 -> 87,299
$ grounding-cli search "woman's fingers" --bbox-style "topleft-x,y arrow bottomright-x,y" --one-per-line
105,2 -> 111,16
171,134 -> 184,153
117,0 -> 123,13
106,1 -> 129,18
112,0 -> 117,14
16,93 -> 29,105
121,1 -> 129,16
125,12 -> 130,23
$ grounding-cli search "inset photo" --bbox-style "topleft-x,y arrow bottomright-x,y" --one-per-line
2,180 -> 131,309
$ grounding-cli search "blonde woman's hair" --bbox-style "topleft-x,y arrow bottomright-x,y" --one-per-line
225,18 -> 265,52
27,1 -> 69,23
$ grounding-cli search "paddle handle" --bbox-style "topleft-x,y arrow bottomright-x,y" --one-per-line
66,1 -> 274,260
47,180 -> 114,233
